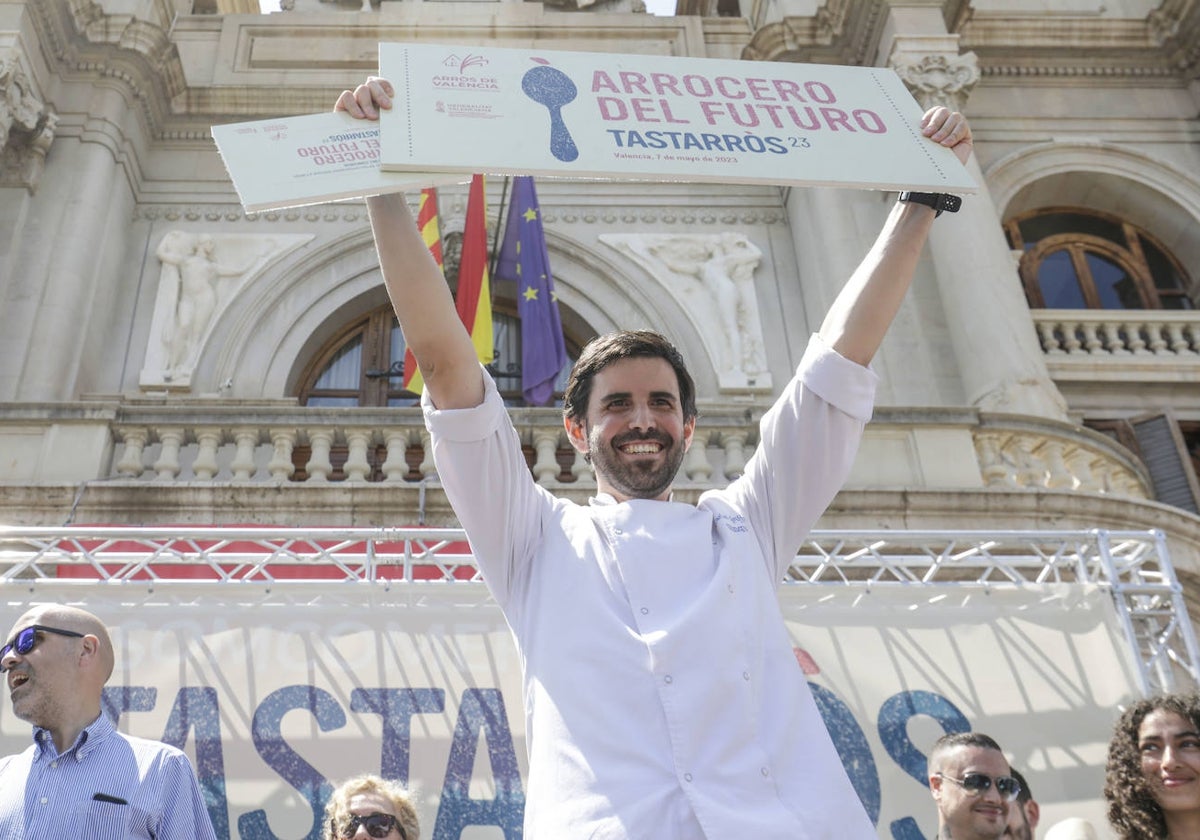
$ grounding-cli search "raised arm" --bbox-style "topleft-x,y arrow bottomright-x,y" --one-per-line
818,107 -> 973,366
336,77 -> 484,409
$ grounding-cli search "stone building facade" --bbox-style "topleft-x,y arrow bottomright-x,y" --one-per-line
1,0 -> 1199,835
4,0 -> 1198,575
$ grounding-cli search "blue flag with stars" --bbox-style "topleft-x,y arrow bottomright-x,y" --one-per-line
496,177 -> 568,405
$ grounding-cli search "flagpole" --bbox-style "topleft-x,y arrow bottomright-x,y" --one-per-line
488,175 -> 511,292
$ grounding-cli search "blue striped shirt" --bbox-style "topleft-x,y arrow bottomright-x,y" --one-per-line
0,712 -> 217,840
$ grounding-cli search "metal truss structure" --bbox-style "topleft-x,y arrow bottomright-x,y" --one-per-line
1,526 -> 1195,696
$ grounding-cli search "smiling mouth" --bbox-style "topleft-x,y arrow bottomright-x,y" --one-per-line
620,442 -> 663,455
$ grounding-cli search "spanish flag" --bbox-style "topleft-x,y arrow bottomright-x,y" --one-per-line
401,188 -> 444,394
456,174 -> 495,367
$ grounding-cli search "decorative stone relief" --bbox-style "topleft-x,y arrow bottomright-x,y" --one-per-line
599,232 -> 772,393
140,231 -> 313,391
974,376 -> 1069,420
890,52 -> 980,113
0,51 -> 57,192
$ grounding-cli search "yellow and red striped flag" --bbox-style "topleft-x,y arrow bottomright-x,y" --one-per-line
401,188 -> 445,394
455,174 -> 494,367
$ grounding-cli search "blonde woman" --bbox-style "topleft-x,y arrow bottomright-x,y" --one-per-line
322,774 -> 419,840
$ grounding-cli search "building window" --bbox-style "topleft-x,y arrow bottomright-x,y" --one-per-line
1087,414 -> 1200,514
1004,208 -> 1193,310
296,308 -> 413,408
292,301 -> 583,481
296,303 -> 579,408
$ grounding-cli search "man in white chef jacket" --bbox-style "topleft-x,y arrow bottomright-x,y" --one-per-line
337,77 -> 975,840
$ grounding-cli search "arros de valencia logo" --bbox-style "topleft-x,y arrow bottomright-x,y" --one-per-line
433,53 -> 499,91
443,53 -> 489,74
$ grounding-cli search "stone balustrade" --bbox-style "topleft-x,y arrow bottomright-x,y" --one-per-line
113,417 -> 757,489
972,417 -> 1147,498
1033,309 -> 1200,360
0,399 -> 1152,501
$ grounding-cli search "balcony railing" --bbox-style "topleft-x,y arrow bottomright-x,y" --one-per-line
0,399 -> 1153,500
1033,309 -> 1200,366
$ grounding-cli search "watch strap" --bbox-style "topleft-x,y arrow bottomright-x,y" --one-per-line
898,191 -> 962,217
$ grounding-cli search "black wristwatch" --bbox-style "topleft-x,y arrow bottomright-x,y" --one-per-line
898,191 -> 962,217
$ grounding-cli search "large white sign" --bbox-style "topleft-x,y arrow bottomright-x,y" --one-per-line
0,583 -> 1131,839
211,111 -> 462,212
379,43 -> 977,193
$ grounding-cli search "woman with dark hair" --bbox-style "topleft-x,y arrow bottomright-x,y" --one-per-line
1105,693 -> 1200,839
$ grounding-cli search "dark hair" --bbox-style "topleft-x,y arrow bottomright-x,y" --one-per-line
1010,767 -> 1032,804
562,330 -> 697,424
929,731 -> 1005,773
1105,693 -> 1200,839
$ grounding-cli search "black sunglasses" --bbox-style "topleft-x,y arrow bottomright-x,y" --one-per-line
938,771 -> 1021,802
333,813 -> 405,840
0,625 -> 85,671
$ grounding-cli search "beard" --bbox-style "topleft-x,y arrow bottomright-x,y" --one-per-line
587,425 -> 687,500
10,674 -> 53,728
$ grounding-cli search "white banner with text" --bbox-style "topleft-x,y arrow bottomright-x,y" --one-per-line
0,583 -> 1130,839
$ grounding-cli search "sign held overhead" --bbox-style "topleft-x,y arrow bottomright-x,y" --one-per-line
379,42 -> 977,193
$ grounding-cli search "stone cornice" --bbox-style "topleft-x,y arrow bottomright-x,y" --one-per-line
979,64 -> 1179,80
742,0 -> 886,65
23,2 -> 745,139
739,4 -> 1197,81
130,198 -> 787,225
959,12 -> 1192,81
29,0 -> 188,139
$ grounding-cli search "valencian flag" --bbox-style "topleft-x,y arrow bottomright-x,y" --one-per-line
496,176 -> 568,405
457,174 -> 495,367
401,187 -> 445,394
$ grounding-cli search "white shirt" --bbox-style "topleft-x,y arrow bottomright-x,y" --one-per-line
424,333 -> 878,840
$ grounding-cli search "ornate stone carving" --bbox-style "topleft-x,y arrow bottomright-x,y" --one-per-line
600,232 -> 772,393
1148,5 -> 1182,45
0,53 -> 57,192
140,231 -> 313,391
891,52 -> 980,112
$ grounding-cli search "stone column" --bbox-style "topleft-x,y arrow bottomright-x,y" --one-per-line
0,47 -> 58,400
14,88 -> 127,401
925,167 -> 1067,420
882,6 -> 1067,421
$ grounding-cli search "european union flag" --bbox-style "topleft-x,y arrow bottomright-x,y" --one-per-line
496,177 -> 568,405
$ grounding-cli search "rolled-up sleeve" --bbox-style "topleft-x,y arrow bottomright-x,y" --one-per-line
714,333 -> 877,581
423,371 -> 551,608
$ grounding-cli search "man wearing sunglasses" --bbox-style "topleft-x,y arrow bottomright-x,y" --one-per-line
0,605 -> 217,839
1004,768 -> 1041,840
928,732 -> 1022,840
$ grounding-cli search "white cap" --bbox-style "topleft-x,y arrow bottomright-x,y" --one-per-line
1044,817 -> 1099,840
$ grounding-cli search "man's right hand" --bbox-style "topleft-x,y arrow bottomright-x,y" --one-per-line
335,76 -> 394,120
